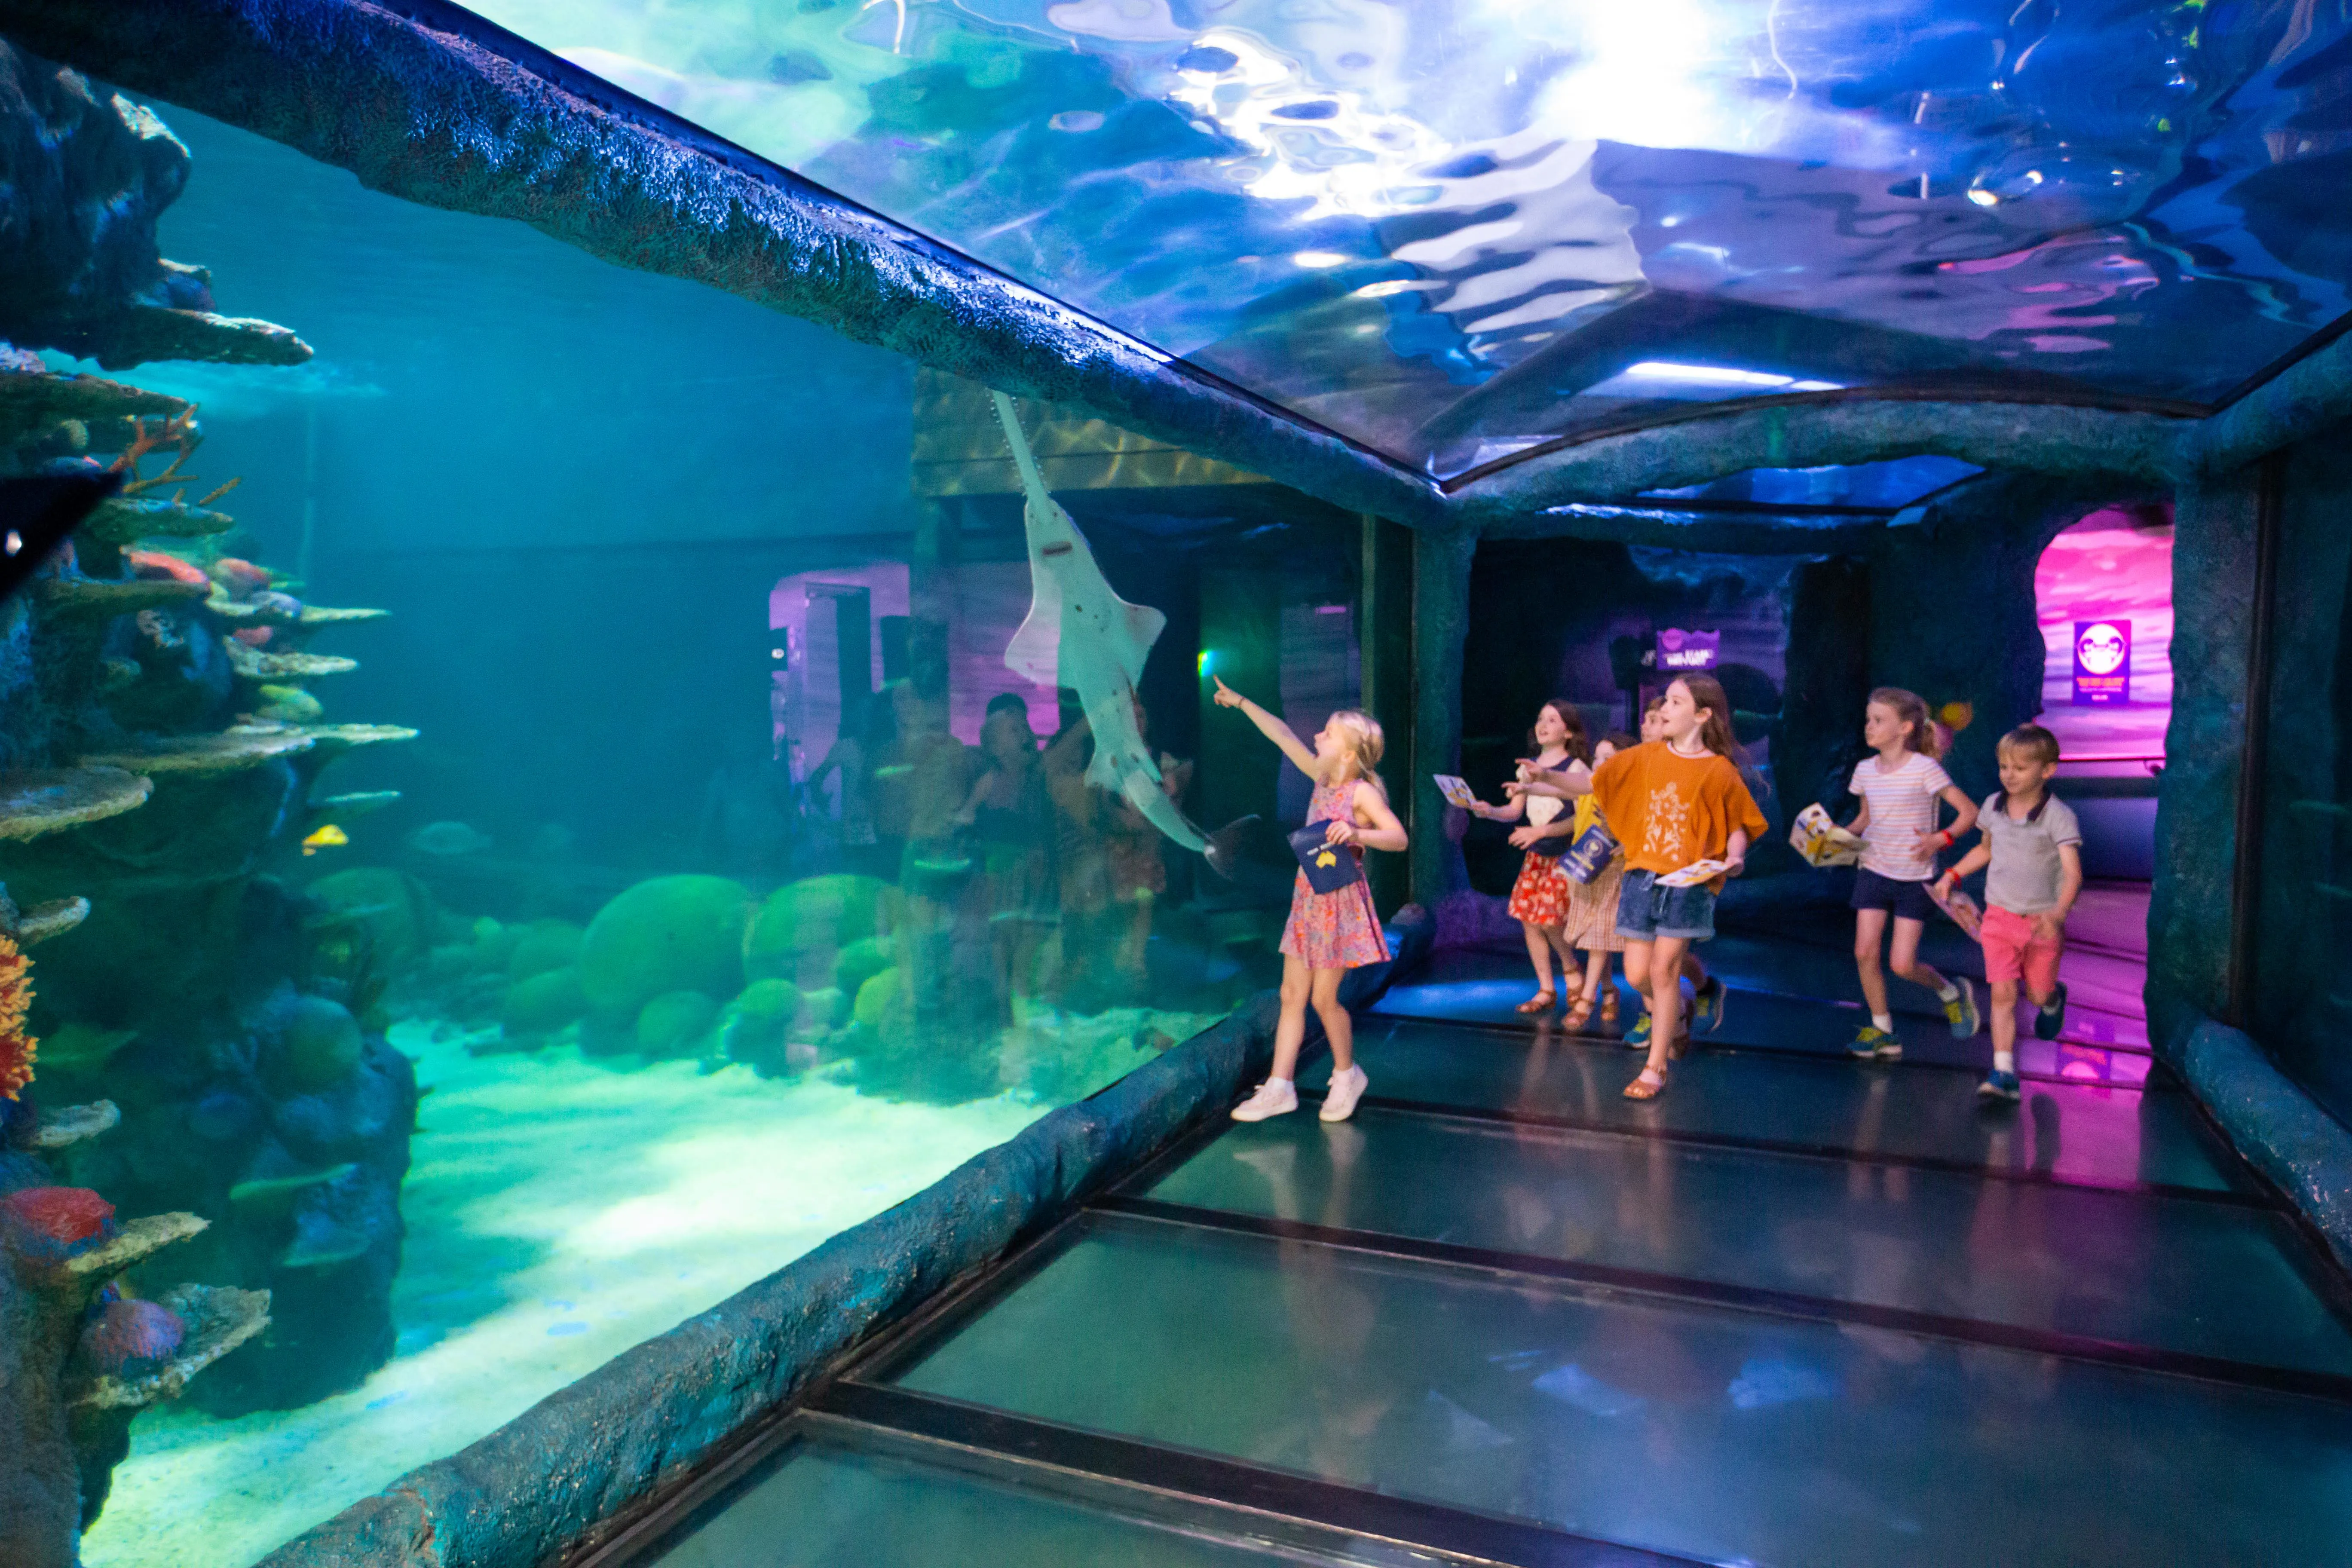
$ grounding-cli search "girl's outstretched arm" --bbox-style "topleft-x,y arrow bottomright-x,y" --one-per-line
1326,780 -> 1408,852
1211,675 -> 1319,776
1504,761 -> 1593,801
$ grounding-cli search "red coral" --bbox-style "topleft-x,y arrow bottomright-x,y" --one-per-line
80,1298 -> 184,1373
1,1186 -> 115,1243
0,934 -> 31,1101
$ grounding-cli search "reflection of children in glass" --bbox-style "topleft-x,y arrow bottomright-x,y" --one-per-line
955,693 -> 1054,1012
1936,723 -> 2080,1101
1213,675 -> 1406,1125
1464,700 -> 1589,1017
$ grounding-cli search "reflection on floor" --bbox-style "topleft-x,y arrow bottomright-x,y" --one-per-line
89,1026 -> 1054,1568
628,894 -> 2352,1567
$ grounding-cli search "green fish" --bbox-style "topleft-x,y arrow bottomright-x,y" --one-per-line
257,684 -> 323,722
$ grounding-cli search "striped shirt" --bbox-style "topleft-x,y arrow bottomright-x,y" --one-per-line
1849,752 -> 1953,882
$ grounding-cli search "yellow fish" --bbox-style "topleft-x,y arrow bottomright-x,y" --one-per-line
301,824 -> 349,857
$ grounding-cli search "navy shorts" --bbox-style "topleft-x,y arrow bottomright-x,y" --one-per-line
1615,868 -> 1718,943
1852,867 -> 1939,922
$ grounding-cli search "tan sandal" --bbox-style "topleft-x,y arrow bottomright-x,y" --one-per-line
1622,1066 -> 1669,1100
1600,987 -> 1620,1028
1564,995 -> 1596,1032
1515,990 -> 1557,1015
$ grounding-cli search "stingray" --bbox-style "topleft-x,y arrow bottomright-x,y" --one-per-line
991,391 -> 1252,877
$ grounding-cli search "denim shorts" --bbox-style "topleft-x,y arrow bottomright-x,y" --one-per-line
1614,868 -> 1718,943
1850,867 -> 1940,922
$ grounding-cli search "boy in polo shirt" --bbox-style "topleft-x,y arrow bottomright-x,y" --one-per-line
1935,723 -> 2082,1100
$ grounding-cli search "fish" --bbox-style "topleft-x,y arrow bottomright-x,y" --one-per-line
992,391 -> 1252,876
257,684 -> 322,722
407,821 -> 493,856
300,824 -> 348,857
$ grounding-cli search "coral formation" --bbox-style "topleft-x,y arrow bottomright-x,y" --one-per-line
78,1298 -> 183,1376
0,934 -> 33,1100
577,875 -> 754,1019
0,769 -> 152,840
742,873 -> 891,982
0,1187 -> 115,1255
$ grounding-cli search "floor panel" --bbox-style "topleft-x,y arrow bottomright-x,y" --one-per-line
888,1216 -> 2352,1568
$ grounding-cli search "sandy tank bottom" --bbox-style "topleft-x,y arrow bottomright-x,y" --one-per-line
82,1020 -> 1070,1568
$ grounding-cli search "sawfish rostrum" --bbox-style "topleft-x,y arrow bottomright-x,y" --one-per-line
991,391 -> 1252,877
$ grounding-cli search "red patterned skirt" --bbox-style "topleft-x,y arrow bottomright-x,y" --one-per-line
1506,851 -> 1572,928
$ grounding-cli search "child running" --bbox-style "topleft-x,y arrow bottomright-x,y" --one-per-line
1584,675 -> 1766,1099
1934,723 -> 2081,1099
1213,675 -> 1408,1124
1845,688 -> 1981,1058
1555,730 -> 1636,1031
1464,699 -> 1591,1015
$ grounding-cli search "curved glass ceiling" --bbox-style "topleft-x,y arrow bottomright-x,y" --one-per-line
468,0 -> 2352,480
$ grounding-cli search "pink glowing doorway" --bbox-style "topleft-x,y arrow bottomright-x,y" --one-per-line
2035,507 -> 2174,777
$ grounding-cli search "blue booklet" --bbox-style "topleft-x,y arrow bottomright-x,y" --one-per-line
1561,821 -> 1620,885
1288,824 -> 1365,894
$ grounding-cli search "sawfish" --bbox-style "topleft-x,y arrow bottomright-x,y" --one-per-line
991,391 -> 1252,877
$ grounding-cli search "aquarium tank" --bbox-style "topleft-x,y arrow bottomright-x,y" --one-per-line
0,51 -> 1375,1565
5,0 -> 2352,1564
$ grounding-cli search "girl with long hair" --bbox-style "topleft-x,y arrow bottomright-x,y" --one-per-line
1845,686 -> 1981,1057
1213,677 -> 1407,1124
1466,699 -> 1591,1015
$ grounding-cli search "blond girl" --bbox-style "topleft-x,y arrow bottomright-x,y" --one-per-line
1213,676 -> 1407,1124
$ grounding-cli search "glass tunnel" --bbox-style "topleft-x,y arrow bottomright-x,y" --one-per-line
0,2 -> 2347,1565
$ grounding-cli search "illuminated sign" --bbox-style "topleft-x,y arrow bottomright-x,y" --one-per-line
2072,619 -> 2131,705
1654,628 -> 1720,671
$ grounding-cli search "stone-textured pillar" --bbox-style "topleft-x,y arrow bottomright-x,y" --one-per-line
1409,525 -> 1478,910
2147,466 -> 2262,1055
1360,515 -> 1415,917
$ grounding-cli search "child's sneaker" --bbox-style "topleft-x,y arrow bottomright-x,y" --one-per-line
2033,982 -> 2069,1041
1943,977 -> 1981,1038
1690,976 -> 1729,1035
1977,1068 -> 2022,1102
1847,1024 -> 1902,1060
1625,1013 -> 1653,1050
1231,1078 -> 1297,1121
1319,1065 -> 1369,1123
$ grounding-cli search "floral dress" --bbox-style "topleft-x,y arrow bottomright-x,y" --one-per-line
1280,777 -> 1392,970
1505,790 -> 1572,928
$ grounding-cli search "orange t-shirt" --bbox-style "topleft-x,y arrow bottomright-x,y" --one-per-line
1589,741 -> 1768,889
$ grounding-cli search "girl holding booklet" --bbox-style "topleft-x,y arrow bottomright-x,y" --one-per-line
1513,676 -> 1765,1098
1212,676 -> 1407,1124
1556,731 -> 1637,1031
1463,699 -> 1591,1016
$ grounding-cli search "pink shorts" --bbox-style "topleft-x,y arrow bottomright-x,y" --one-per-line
1979,904 -> 2061,994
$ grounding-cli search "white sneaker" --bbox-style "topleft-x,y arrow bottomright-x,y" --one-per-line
1231,1078 -> 1298,1121
1319,1065 -> 1369,1123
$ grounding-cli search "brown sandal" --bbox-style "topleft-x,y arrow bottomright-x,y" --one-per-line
1600,987 -> 1620,1028
1514,990 -> 1557,1015
1622,1066 -> 1669,1100
1564,995 -> 1596,1031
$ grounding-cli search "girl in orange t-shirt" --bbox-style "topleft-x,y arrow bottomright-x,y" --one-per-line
1560,676 -> 1766,1099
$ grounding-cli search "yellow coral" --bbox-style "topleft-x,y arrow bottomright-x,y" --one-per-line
0,934 -> 37,1101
